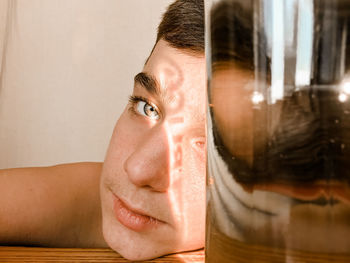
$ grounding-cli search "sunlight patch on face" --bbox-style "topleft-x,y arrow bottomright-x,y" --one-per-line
159,63 -> 190,244
158,71 -> 168,94
164,119 -> 185,244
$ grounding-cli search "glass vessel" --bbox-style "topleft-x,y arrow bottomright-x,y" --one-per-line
205,0 -> 350,262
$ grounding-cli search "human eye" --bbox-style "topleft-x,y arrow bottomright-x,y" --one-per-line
128,95 -> 160,120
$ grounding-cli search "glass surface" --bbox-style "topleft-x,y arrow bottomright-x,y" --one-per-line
205,0 -> 350,262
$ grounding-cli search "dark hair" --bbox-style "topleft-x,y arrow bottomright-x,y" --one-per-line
155,0 -> 204,54
209,0 -> 269,79
210,0 -> 254,70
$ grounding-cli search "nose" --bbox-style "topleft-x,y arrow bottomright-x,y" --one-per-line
124,125 -> 171,192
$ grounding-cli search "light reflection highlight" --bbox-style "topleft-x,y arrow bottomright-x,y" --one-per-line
251,91 -> 264,105
338,93 -> 348,103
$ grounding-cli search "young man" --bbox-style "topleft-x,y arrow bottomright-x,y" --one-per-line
0,0 -> 206,260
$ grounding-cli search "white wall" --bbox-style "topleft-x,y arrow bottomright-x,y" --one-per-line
0,0 -> 173,168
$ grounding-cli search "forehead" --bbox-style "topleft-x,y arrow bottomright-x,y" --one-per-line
142,40 -> 206,123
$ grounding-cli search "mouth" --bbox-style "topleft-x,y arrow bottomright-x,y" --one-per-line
112,194 -> 164,232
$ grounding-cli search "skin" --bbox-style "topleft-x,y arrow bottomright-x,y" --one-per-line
0,162 -> 106,247
0,39 -> 206,261
100,39 -> 206,260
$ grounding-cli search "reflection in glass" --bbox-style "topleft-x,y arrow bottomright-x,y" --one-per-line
205,0 -> 350,262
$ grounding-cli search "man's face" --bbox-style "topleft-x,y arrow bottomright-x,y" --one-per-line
100,40 -> 206,260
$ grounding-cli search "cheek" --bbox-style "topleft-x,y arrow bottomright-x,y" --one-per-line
181,142 -> 206,212
169,139 -> 206,220
180,147 -> 206,244
104,113 -> 136,172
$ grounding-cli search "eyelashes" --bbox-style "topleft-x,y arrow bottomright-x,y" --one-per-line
128,95 -> 160,120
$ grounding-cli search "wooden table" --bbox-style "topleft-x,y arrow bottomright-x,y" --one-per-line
0,246 -> 204,262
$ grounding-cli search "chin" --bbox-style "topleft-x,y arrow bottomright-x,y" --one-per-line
101,219 -> 175,261
111,243 -> 170,261
102,221 -> 204,260
105,235 -> 178,261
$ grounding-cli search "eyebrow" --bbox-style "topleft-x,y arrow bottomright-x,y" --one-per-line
134,72 -> 160,95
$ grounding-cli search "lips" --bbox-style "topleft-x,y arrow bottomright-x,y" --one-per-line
112,195 -> 163,232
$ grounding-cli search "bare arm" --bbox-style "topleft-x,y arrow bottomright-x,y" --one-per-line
0,162 -> 107,248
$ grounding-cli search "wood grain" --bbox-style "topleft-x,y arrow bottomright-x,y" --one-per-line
0,246 -> 204,263
206,222 -> 350,263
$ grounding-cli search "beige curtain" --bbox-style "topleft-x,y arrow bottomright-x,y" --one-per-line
0,0 -> 15,90
0,0 -> 172,168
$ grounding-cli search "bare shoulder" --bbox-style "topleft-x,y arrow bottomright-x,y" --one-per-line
0,162 -> 103,180
46,162 -> 103,186
0,162 -> 107,247
48,162 -> 103,175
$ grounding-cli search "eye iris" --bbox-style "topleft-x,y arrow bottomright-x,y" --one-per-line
144,104 -> 158,119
